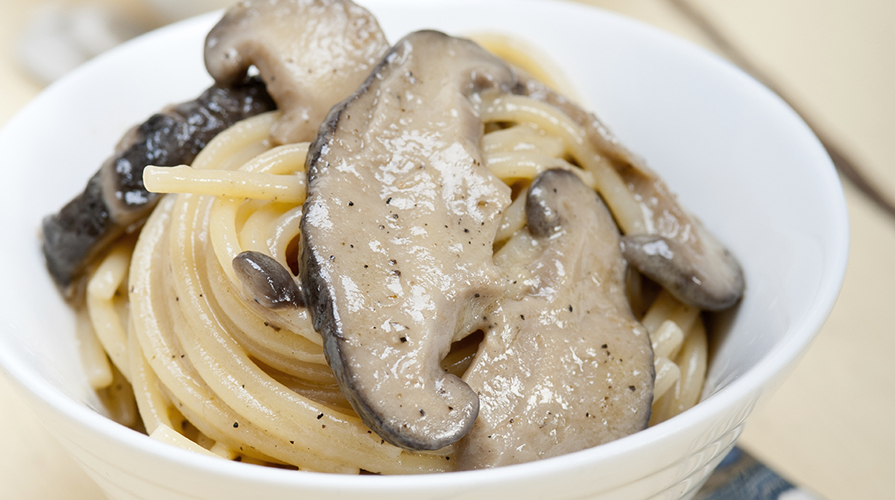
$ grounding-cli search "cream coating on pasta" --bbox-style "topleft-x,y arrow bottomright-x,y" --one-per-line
70,13 -> 717,472
84,98 -> 709,471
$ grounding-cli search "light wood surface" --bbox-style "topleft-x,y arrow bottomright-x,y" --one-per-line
1,1 -> 892,499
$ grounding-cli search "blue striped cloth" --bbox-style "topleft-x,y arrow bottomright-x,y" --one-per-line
695,447 -> 823,500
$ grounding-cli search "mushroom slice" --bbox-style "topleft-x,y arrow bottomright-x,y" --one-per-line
42,77 -> 275,296
619,231 -> 743,311
300,31 -> 517,451
205,0 -> 389,145
457,169 -> 654,469
233,250 -> 304,309
520,77 -> 745,310
44,0 -> 391,296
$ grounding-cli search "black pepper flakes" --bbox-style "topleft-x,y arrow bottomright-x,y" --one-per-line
317,413 -> 324,420
233,422 -> 239,428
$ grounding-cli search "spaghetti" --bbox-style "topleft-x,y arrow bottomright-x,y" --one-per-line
73,31 -> 711,473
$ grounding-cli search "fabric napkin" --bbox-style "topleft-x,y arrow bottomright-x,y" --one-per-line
696,447 -> 823,500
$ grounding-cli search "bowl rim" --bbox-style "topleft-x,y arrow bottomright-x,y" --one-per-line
0,0 -> 849,491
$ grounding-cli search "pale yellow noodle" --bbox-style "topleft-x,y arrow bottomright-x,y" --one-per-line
135,120 -> 447,471
132,197 -> 339,467
478,94 -> 646,234
86,240 -> 133,381
493,188 -> 528,245
81,38 -> 717,473
150,423 -> 223,459
190,112 -> 279,171
206,143 -> 320,348
485,151 -> 596,188
676,319 -> 708,412
100,365 -> 138,428
210,441 -> 239,460
268,206 -> 303,262
641,289 -> 700,335
144,166 -> 305,203
194,432 -> 216,454
163,188 -> 445,473
75,309 -> 113,390
202,243 -> 330,372
650,318 -> 708,425
238,202 -> 292,253
127,314 -> 173,434
206,143 -> 309,285
482,124 -> 566,157
652,356 -> 681,401
651,319 -> 686,361
208,196 -> 244,283
640,289 -> 707,421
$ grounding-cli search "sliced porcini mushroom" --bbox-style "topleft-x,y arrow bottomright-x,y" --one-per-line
42,78 -> 275,296
43,0 -> 391,296
300,31 -> 517,451
518,77 -> 745,311
233,250 -> 303,309
457,169 -> 654,469
619,231 -> 743,310
205,0 -> 389,144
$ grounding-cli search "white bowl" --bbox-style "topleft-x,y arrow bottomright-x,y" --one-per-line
0,1 -> 848,499
141,0 -> 231,22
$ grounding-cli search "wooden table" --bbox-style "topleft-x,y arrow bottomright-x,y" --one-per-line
1,0 -> 892,498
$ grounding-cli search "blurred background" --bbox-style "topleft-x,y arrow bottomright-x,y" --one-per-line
0,0 -> 892,498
